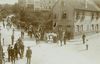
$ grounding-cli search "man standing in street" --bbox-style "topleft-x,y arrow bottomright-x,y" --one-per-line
11,47 -> 15,64
14,42 -> 21,59
7,45 -> 11,62
64,30 -> 67,45
26,47 -> 32,64
58,28 -> 64,46
21,30 -> 24,39
2,20 -> 5,28
82,34 -> 86,44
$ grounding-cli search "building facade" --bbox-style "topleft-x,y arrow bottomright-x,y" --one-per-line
18,0 -> 26,7
40,0 -> 58,10
18,0 -> 58,11
18,0 -> 34,8
34,0 -> 41,10
34,0 -> 58,11
52,0 -> 100,38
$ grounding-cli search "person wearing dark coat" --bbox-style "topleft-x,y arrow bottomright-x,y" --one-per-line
59,31 -> 64,46
21,31 -> 24,39
10,47 -> 16,64
82,34 -> 86,44
7,45 -> 11,62
26,47 -> 32,64
3,20 -> 5,28
14,42 -> 21,59
14,43 -> 18,59
64,31 -> 68,45
35,32 -> 40,44
20,44 -> 24,58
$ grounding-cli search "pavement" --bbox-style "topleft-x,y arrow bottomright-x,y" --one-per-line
0,21 -> 100,64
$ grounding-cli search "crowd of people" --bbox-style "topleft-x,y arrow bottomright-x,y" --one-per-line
7,38 -> 24,64
1,17 -> 33,64
3,15 -> 88,46
0,15 -> 89,64
7,37 -> 32,64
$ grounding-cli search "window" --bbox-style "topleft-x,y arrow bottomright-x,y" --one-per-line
76,12 -> 80,20
62,12 -> 67,19
91,13 -> 94,20
49,6 -> 51,9
96,12 -> 99,20
81,12 -> 85,21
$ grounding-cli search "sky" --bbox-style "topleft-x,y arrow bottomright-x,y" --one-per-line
0,0 -> 41,5
0,0 -> 18,4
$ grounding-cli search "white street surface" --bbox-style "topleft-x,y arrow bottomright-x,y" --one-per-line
1,21 -> 100,64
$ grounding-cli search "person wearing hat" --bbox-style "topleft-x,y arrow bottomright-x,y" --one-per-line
26,47 -> 32,64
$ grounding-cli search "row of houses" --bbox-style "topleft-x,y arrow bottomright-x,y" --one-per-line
17,0 -> 100,39
52,0 -> 100,38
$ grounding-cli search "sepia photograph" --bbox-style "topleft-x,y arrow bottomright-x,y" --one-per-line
0,0 -> 100,64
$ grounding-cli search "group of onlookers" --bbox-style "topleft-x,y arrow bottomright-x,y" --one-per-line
7,38 -> 32,64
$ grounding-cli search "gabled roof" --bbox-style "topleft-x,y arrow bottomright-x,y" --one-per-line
92,0 -> 100,8
54,0 -> 100,12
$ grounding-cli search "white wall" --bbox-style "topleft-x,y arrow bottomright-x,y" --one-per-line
75,14 -> 100,33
